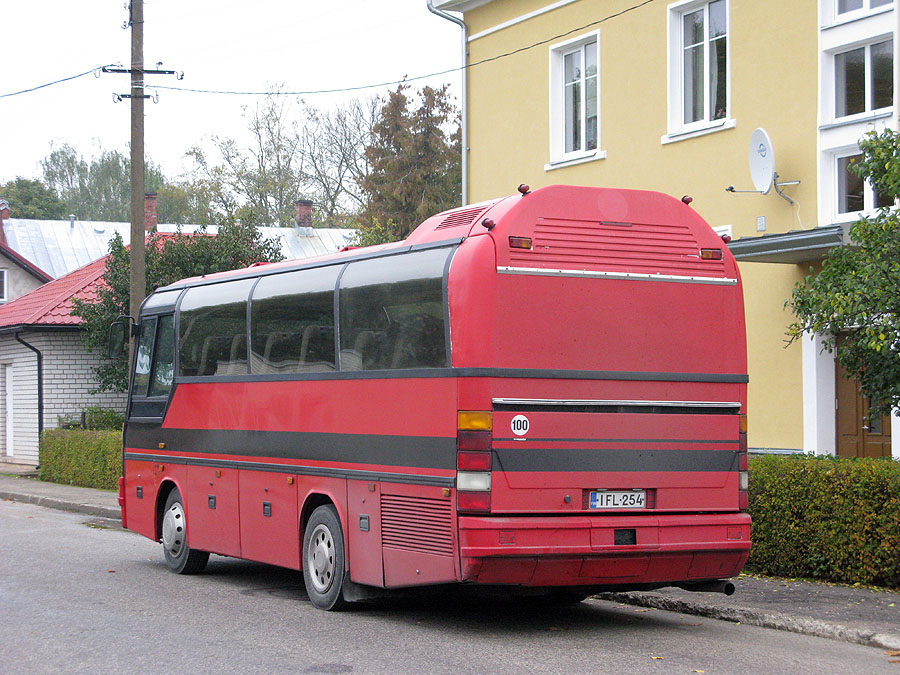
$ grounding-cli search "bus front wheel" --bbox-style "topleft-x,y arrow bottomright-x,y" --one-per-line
161,489 -> 209,575
302,505 -> 348,610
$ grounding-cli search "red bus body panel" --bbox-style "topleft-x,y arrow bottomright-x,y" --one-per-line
122,185 -> 748,593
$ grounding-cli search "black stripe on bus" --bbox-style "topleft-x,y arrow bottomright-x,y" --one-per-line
125,425 -> 457,471
493,448 -> 740,473
123,452 -> 455,488
174,367 -> 749,384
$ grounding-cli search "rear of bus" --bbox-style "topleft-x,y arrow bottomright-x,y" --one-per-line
432,185 -> 749,592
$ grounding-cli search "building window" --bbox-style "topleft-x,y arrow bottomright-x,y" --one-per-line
664,0 -> 732,141
548,33 -> 603,167
836,153 -> 893,214
834,39 -> 893,118
0,270 -> 6,303
681,0 -> 727,125
837,0 -> 892,15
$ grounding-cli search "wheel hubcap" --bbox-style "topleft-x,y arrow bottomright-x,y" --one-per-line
162,501 -> 186,558
307,523 -> 335,593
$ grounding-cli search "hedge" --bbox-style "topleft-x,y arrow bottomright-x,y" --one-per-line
747,454 -> 900,587
39,429 -> 121,490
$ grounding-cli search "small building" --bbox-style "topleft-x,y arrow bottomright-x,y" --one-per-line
0,255 -> 126,465
0,200 -> 53,302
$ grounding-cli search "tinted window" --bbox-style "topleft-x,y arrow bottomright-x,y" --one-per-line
339,248 -> 450,371
133,317 -> 157,396
178,279 -> 254,377
149,315 -> 175,396
251,266 -> 339,374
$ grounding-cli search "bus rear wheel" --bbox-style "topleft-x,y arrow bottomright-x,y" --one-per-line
302,505 -> 348,610
161,489 -> 209,575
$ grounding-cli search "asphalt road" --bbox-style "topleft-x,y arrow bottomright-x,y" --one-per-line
1,500 -> 896,674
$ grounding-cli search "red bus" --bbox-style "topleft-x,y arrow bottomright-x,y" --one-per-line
117,184 -> 750,610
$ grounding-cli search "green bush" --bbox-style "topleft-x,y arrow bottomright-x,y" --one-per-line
747,454 -> 900,587
83,406 -> 125,431
39,429 -> 122,490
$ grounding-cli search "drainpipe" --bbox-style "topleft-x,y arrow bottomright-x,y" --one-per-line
14,333 -> 43,439
427,0 -> 468,206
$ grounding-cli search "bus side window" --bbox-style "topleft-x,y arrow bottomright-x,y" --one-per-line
250,266 -> 339,374
339,248 -> 450,371
178,279 -> 254,378
148,315 -> 175,396
133,317 -> 157,396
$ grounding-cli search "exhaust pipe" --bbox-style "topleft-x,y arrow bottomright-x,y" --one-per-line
674,580 -> 736,596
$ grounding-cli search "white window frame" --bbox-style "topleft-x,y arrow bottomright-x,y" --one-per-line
663,0 -> 734,144
824,0 -> 894,26
546,31 -> 605,171
829,37 -> 894,123
0,270 -> 7,303
830,147 -> 890,220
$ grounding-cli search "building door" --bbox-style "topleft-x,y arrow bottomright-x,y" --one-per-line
835,355 -> 892,458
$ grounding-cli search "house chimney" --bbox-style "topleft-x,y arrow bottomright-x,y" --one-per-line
0,199 -> 10,246
295,199 -> 313,228
144,192 -> 158,233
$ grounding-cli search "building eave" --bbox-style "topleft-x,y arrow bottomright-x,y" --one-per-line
727,224 -> 852,264
431,0 -> 494,11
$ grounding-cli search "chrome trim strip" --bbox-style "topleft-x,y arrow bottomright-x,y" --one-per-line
492,398 -> 742,408
497,266 -> 738,286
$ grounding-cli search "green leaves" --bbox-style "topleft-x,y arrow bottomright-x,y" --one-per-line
787,128 -> 900,418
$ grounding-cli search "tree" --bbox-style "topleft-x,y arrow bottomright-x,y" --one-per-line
41,143 -> 168,222
787,128 -> 900,416
72,222 -> 283,392
357,84 -> 461,244
186,94 -> 305,228
0,177 -> 66,219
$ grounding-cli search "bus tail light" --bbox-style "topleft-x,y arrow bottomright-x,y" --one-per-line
457,411 -> 492,514
700,248 -> 723,260
738,414 -> 749,512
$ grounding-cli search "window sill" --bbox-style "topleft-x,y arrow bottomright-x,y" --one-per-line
819,109 -> 893,131
661,118 -> 736,145
544,150 -> 607,172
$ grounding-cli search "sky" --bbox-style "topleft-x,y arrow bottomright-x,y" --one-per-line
1,0 -> 463,184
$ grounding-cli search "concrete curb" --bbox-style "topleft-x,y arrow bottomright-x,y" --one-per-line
0,489 -> 121,522
598,591 -> 900,651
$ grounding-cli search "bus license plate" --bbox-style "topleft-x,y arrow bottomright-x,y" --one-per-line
589,490 -> 646,509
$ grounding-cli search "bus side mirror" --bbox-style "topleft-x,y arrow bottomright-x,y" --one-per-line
108,321 -> 129,359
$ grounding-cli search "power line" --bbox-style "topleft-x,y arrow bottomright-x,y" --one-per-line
151,0 -> 658,97
0,65 -> 118,99
1,0 -> 657,101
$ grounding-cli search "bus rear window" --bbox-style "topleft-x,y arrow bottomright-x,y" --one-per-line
339,248 -> 449,371
178,279 -> 254,377
250,265 -> 339,374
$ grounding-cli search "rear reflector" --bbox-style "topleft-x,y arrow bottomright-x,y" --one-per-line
457,429 -> 491,451
508,236 -> 533,249
458,491 -> 491,513
458,411 -> 492,431
458,451 -> 492,471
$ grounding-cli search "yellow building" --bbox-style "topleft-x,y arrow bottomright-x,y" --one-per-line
429,0 -> 898,457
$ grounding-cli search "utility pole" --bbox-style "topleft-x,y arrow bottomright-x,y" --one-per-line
103,4 -> 181,333
129,0 -> 145,328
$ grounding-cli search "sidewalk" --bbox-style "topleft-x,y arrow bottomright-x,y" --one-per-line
2,465 -> 898,650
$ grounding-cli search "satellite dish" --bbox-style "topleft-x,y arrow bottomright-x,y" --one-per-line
749,128 -> 775,195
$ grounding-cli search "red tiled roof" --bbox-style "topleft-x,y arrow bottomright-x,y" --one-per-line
0,254 -> 108,328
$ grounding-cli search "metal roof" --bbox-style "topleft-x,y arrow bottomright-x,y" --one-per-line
1,219 -> 356,279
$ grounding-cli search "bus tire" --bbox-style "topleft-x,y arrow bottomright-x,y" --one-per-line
161,489 -> 209,575
302,505 -> 348,611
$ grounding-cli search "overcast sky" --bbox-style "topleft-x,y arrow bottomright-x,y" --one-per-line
1,0 -> 463,184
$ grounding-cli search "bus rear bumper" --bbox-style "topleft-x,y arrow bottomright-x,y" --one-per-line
458,512 -> 750,586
